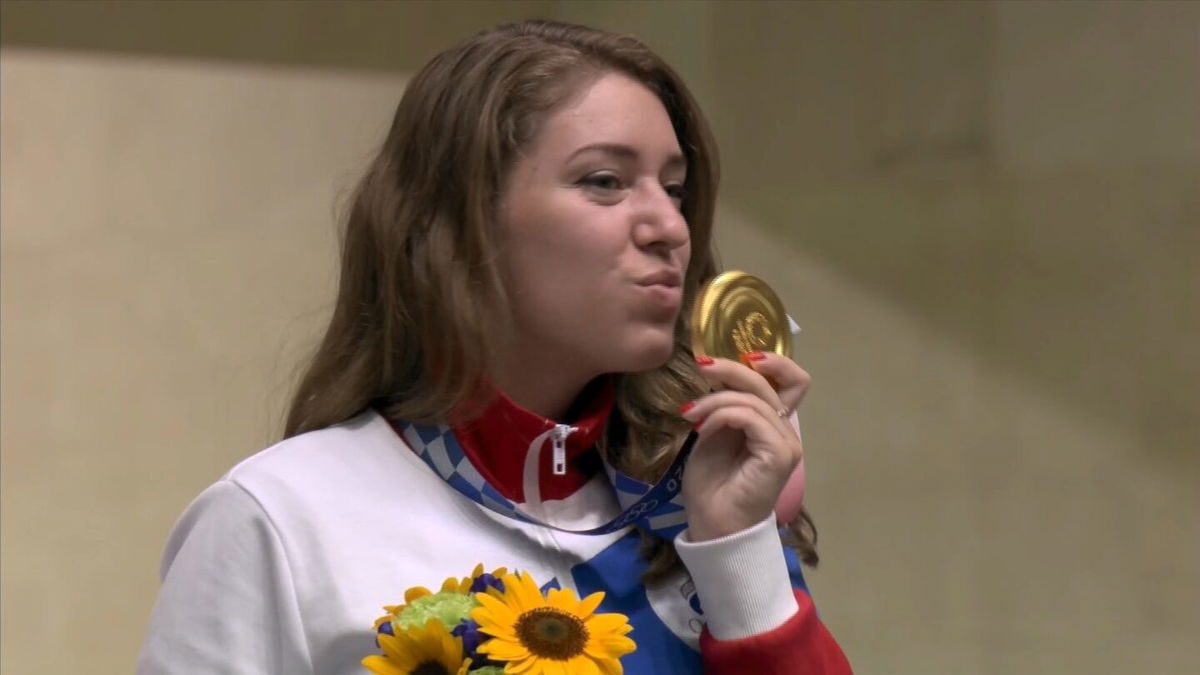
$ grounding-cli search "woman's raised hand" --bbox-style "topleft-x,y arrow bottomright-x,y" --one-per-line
678,352 -> 811,541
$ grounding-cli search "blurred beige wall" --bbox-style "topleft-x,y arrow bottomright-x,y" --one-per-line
2,1 -> 1197,673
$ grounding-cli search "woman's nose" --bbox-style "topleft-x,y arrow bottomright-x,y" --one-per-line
633,183 -> 689,251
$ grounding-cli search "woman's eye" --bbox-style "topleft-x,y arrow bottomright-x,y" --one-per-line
579,173 -> 624,191
664,183 -> 688,206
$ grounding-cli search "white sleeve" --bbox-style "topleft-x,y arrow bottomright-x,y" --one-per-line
136,480 -> 313,674
674,513 -> 801,640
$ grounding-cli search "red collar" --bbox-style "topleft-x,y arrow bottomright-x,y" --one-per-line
450,378 -> 615,503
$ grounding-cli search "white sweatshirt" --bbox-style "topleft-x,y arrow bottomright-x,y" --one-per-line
136,410 -> 811,674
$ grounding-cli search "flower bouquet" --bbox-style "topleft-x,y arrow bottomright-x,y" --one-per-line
363,564 -> 636,675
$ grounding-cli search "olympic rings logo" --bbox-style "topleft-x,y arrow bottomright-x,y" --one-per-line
613,497 -> 660,527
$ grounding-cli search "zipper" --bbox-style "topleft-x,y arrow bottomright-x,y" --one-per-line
550,424 -> 576,476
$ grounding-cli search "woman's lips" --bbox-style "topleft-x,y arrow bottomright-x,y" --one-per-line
636,281 -> 683,311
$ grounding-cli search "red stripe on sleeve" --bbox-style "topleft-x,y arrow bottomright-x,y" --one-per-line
700,590 -> 852,674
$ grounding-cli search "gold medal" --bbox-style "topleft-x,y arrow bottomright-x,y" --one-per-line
691,271 -> 793,361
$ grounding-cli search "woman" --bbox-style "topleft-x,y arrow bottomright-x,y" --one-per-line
138,19 -> 850,675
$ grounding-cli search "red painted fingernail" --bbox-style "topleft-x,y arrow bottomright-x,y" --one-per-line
679,401 -> 695,414
695,355 -> 714,366
748,351 -> 768,361
693,416 -> 706,430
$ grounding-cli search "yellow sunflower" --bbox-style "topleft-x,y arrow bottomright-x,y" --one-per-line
470,572 -> 635,675
362,618 -> 471,675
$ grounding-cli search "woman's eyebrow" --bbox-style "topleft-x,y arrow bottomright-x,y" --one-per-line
567,142 -> 687,170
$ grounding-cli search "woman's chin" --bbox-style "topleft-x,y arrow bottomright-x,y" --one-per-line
613,337 -> 677,373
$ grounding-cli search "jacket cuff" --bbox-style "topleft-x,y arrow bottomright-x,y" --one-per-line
674,513 -> 800,640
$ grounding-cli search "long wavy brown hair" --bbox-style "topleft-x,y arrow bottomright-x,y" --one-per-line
284,18 -> 818,578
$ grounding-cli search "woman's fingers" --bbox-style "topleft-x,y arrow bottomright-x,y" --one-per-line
680,361 -> 810,541
680,389 -> 796,446
694,407 -> 801,471
694,351 -> 812,413
737,351 -> 813,412
694,355 -> 785,409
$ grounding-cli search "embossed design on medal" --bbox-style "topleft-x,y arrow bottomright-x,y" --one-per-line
692,270 -> 792,361
731,310 -> 773,354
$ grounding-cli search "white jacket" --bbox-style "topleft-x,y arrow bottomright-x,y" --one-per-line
136,410 -> 808,674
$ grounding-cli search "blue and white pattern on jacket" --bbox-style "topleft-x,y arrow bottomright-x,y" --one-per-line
398,419 -> 813,673
399,420 -> 692,539
565,531 -> 813,673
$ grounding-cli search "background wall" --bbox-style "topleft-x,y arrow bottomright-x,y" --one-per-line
2,1 -> 1197,673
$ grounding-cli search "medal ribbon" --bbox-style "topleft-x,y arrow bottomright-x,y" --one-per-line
397,420 -> 695,539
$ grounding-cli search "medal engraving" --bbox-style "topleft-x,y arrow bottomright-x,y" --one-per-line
691,271 -> 792,360
731,311 -> 773,354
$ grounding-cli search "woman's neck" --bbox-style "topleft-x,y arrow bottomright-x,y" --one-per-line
491,353 -> 597,422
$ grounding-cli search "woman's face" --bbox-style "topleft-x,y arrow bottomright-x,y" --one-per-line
497,72 -> 691,379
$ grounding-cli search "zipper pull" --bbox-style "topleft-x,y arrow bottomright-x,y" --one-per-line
550,424 -> 575,476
